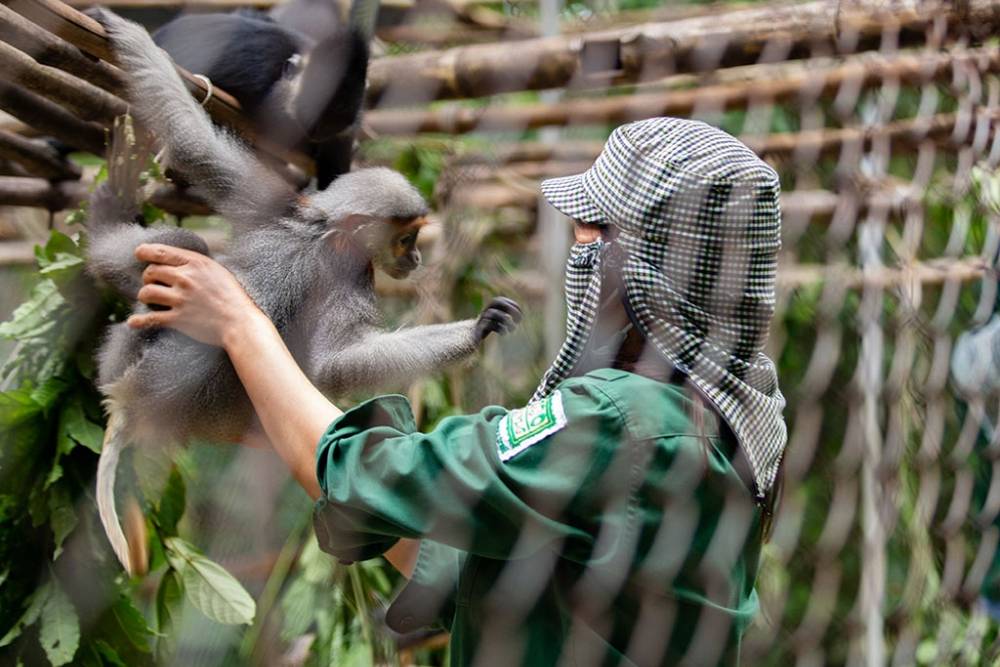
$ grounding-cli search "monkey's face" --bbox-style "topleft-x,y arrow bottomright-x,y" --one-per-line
376,223 -> 423,279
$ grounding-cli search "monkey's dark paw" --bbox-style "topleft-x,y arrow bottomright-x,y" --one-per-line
474,297 -> 522,341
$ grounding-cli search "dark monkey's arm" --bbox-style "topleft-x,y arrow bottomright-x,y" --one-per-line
89,10 -> 295,226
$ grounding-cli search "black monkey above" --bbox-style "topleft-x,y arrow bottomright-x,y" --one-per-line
153,8 -> 369,188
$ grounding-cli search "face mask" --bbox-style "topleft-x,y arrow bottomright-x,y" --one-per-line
531,240 -> 607,402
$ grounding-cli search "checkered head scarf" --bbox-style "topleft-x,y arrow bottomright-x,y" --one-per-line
533,117 -> 787,494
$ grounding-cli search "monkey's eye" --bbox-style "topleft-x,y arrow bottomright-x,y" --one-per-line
398,234 -> 415,246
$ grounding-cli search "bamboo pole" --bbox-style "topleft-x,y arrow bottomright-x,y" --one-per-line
0,128 -> 80,179
377,256 -> 995,297
0,81 -> 106,155
0,175 -> 211,213
365,0 -> 1000,106
446,182 -> 916,224
441,107 -> 1000,167
5,0 -> 313,174
0,3 -> 122,93
367,48 -> 1000,135
0,39 -> 127,123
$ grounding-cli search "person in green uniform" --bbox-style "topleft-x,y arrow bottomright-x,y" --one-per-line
127,117 -> 787,665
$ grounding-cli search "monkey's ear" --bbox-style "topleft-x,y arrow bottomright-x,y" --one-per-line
335,214 -> 378,235
324,214 -> 378,252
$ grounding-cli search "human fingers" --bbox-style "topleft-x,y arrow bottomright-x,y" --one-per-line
142,263 -> 183,285
126,310 -> 176,329
134,243 -> 200,266
137,284 -> 181,308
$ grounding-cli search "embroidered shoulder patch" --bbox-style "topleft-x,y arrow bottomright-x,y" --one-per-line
497,391 -> 567,462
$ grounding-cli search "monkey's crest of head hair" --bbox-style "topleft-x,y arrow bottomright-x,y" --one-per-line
311,167 -> 428,224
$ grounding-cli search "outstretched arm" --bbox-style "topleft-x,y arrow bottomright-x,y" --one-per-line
311,298 -> 521,396
89,10 -> 294,224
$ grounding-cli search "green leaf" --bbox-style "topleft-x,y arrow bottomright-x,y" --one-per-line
93,163 -> 108,186
0,495 -> 17,522
300,533 -> 333,585
142,203 -> 166,224
29,482 -> 50,527
0,387 -> 43,426
0,581 -> 50,647
155,467 -> 185,537
64,206 -> 88,227
39,254 -> 85,286
29,377 -> 70,412
92,640 -> 127,667
61,399 -> 105,454
49,486 -> 78,560
0,280 -> 65,340
165,537 -> 256,625
155,568 -> 182,662
280,576 -> 316,641
39,580 -> 80,666
35,231 -> 79,268
110,595 -> 154,653
44,461 -> 64,490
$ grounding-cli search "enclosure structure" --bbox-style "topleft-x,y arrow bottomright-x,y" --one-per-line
2,0 -> 1000,664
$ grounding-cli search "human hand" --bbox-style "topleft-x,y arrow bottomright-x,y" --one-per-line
127,243 -> 263,348
474,297 -> 523,342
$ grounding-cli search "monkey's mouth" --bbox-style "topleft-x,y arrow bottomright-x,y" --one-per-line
386,266 -> 414,280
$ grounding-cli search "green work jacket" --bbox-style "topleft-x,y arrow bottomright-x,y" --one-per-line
313,368 -> 764,666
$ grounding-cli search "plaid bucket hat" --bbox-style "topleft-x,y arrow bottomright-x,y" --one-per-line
535,117 -> 787,495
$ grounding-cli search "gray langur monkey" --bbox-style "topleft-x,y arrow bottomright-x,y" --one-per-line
85,9 -> 523,576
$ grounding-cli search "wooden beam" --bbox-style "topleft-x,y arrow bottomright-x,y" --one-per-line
374,256 -> 994,298
5,0 -> 313,174
0,81 -> 106,155
446,181 -> 921,226
0,39 -> 126,123
367,48 -> 1000,135
365,0 -> 1000,106
778,256 -> 990,290
0,175 -> 211,213
0,128 -> 80,179
0,3 -> 122,93
439,107 -> 1000,169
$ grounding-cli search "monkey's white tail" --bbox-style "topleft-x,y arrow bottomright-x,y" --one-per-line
96,408 -> 145,576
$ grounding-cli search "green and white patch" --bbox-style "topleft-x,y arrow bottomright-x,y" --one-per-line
497,391 -> 567,462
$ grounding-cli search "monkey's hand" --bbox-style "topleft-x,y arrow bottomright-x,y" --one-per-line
474,297 -> 522,342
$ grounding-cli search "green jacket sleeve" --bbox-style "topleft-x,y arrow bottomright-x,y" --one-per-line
313,380 -> 629,563
385,539 -> 465,633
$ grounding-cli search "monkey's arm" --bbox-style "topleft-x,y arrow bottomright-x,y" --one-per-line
312,321 -> 479,396
311,299 -> 522,395
89,10 -> 295,225
86,113 -> 210,300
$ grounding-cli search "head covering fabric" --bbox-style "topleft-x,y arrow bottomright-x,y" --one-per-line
534,117 -> 787,495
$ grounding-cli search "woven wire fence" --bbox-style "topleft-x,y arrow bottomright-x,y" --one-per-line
3,0 -> 1000,664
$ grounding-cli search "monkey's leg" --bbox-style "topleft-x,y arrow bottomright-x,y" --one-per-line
96,406 -> 147,575
310,321 -> 482,396
87,9 -> 295,226
88,225 -> 210,301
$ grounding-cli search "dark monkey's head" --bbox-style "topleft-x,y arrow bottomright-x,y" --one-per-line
309,167 -> 430,279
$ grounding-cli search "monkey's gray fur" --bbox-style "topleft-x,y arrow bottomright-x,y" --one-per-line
85,10 -> 522,575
